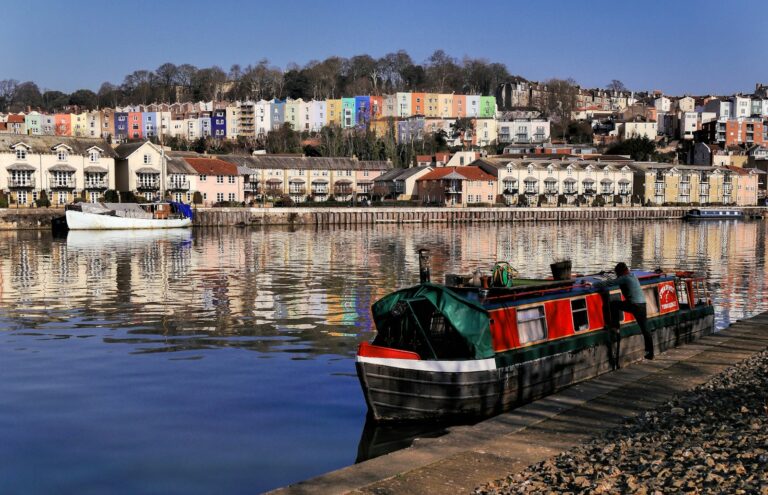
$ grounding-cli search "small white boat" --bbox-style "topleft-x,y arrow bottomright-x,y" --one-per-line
63,202 -> 193,230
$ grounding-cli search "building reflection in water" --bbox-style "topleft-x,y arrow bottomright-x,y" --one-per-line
0,220 -> 765,354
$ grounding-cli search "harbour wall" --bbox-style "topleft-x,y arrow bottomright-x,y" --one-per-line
192,206 -> 768,227
0,206 -> 764,230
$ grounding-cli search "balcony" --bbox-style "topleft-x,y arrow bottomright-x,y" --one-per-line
445,187 -> 462,194
503,188 -> 518,195
84,179 -> 108,190
563,188 -> 577,195
137,181 -> 160,191
619,188 -> 631,196
311,187 -> 329,195
168,180 -> 190,191
8,177 -> 35,188
244,183 -> 260,192
288,187 -> 306,195
50,178 -> 76,189
544,188 -> 558,195
600,189 -> 614,195
334,186 -> 353,195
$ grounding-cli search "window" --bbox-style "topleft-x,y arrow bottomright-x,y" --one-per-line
517,306 -> 547,344
217,175 -> 224,184
199,175 -> 207,182
644,287 -> 660,315
571,298 -> 589,331
16,148 -> 27,160
203,193 -> 207,200
216,192 -> 224,203
89,151 -> 100,162
228,193 -> 236,202
143,154 -> 151,164
57,149 -> 68,161
228,176 -> 235,184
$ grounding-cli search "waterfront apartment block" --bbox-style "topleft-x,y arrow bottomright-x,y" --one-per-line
0,135 -> 116,206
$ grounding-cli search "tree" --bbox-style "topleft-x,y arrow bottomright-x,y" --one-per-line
104,190 -> 119,202
69,89 -> 98,110
0,79 -> 19,112
607,79 -> 627,93
41,90 -> 70,112
11,81 -> 43,111
607,136 -> 657,161
193,191 -> 203,205
542,78 -> 578,124
155,63 -> 179,102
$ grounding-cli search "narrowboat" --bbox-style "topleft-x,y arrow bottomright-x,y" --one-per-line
684,208 -> 744,220
356,252 -> 714,422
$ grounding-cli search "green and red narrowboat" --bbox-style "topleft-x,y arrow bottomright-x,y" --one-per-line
356,256 -> 714,422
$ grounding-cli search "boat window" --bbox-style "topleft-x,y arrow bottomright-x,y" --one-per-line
517,306 -> 547,344
571,298 -> 589,332
644,286 -> 660,315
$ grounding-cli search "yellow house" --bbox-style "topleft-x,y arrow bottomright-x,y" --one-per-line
438,94 -> 454,118
326,99 -> 342,127
70,113 -> 89,137
425,93 -> 440,118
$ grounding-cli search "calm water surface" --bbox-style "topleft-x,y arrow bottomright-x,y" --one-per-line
0,220 -> 766,494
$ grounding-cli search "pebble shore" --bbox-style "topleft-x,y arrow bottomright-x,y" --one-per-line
476,350 -> 768,494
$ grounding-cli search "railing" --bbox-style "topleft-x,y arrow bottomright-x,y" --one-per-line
544,188 -> 558,195
137,181 -> 160,191
583,188 -> 597,195
84,179 -> 108,189
244,183 -> 260,192
312,187 -> 329,195
503,188 -> 518,195
357,186 -> 373,194
445,187 -> 462,194
288,187 -> 306,195
600,188 -> 614,195
50,178 -> 76,189
619,188 -> 631,195
168,180 -> 190,190
8,177 -> 35,188
334,186 -> 353,195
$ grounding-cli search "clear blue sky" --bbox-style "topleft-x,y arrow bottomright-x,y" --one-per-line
1,0 -> 765,96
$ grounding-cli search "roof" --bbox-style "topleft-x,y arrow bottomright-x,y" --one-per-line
183,157 -> 239,176
166,155 -> 197,175
417,166 -> 496,182
0,135 -> 116,157
114,141 -> 153,159
224,154 -> 393,172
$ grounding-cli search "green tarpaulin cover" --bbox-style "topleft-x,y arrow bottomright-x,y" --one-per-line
371,283 -> 493,359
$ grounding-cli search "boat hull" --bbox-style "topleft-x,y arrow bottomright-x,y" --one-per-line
357,307 -> 714,422
65,210 -> 191,230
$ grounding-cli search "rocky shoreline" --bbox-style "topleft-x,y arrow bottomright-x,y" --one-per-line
476,349 -> 768,494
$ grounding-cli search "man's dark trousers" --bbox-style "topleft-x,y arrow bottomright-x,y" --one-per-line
610,300 -> 653,357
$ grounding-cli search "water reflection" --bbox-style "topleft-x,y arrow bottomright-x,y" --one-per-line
0,220 -> 766,492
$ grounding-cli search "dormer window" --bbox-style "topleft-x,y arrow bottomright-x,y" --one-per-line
57,149 -> 68,161
527,165 -> 533,174
89,151 -> 100,162
16,148 -> 27,160
143,154 -> 151,165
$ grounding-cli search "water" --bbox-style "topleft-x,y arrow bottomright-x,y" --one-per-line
0,220 -> 766,494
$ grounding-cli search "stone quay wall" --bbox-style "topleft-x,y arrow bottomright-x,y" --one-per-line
0,206 -> 764,230
192,206 -> 768,227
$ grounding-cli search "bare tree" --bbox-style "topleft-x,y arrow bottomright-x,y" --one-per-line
542,78 -> 579,124
0,79 -> 19,112
607,79 -> 628,93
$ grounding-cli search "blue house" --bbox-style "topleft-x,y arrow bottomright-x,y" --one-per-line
211,109 -> 227,138
142,112 -> 158,138
271,99 -> 285,130
354,96 -> 371,128
114,112 -> 129,142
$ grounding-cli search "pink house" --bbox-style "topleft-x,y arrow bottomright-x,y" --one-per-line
416,166 -> 497,206
184,157 -> 243,206
355,167 -> 385,201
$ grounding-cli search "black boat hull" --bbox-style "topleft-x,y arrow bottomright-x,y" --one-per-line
357,309 -> 714,422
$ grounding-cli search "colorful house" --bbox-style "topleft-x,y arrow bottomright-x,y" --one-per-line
211,109 -> 226,138
341,98 -> 356,128
438,94 -> 454,118
142,112 -> 158,139
411,92 -> 426,116
369,96 -> 383,120
284,98 -> 301,130
396,92 -> 412,118
54,114 -> 71,136
466,95 -> 480,118
271,99 -> 285,130
354,96 -> 371,127
128,111 -> 143,140
452,95 -> 467,118
184,156 -> 243,206
416,166 -> 497,206
479,96 -> 497,118
326,99 -> 342,126
114,112 -> 129,142
425,93 -> 440,118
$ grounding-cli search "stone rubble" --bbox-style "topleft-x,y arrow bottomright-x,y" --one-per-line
476,350 -> 768,494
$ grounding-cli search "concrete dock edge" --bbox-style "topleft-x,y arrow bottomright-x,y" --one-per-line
269,312 -> 768,495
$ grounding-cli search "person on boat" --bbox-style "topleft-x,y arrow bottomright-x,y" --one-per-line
594,262 -> 654,360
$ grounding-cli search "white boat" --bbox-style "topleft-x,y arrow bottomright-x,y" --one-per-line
63,202 -> 193,230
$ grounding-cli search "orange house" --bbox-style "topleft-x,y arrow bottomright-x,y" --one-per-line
53,114 -> 71,136
128,112 -> 143,140
411,92 -> 426,116
452,95 -> 467,118
369,96 -> 384,120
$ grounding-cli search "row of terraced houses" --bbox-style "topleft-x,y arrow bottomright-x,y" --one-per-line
0,135 -> 761,208
0,93 -> 532,148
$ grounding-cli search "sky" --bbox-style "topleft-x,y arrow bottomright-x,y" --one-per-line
1,0 -> 766,96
